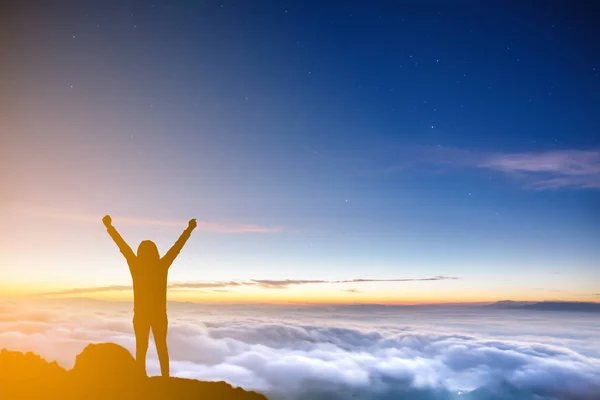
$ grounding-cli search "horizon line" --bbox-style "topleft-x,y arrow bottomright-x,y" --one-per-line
4,294 -> 598,307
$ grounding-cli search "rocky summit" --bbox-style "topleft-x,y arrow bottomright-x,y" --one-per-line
0,343 -> 268,400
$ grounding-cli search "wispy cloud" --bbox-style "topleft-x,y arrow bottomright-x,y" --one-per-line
39,276 -> 460,296
252,276 -> 459,289
344,288 -> 361,293
379,147 -> 600,190
252,280 -> 328,288
480,150 -> 600,190
531,288 -> 566,293
41,285 -> 133,296
168,282 -> 246,289
13,204 -> 284,233
339,276 -> 459,283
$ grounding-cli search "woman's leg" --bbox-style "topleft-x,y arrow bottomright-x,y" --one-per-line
133,314 -> 151,377
151,314 -> 170,378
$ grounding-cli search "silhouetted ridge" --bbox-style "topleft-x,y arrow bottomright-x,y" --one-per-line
0,349 -> 68,399
0,343 -> 268,400
486,301 -> 600,312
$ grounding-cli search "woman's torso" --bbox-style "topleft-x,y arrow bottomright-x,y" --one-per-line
129,258 -> 169,316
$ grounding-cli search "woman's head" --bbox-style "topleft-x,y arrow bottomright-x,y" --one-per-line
137,240 -> 160,262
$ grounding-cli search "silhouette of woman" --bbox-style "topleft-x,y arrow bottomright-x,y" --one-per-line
102,215 -> 197,378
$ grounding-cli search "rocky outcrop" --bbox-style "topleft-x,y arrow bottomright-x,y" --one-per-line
0,343 -> 268,400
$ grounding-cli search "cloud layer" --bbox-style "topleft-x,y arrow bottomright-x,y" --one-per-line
1,300 -> 599,400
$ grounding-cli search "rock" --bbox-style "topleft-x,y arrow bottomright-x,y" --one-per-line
0,349 -> 68,398
0,343 -> 269,400
72,342 -> 139,382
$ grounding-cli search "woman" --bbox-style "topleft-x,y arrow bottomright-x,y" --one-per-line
102,214 -> 197,378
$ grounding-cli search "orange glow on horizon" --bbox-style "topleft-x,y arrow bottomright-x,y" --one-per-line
1,282 -> 596,306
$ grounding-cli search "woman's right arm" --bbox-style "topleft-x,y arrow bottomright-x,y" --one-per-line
103,215 -> 136,262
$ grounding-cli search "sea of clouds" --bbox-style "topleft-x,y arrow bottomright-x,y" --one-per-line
1,299 -> 599,400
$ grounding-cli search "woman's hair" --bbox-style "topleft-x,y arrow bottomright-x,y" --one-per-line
137,240 -> 160,262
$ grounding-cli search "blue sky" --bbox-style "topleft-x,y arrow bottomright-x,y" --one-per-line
1,0 -> 599,302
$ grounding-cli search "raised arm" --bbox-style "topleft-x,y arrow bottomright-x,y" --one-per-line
103,215 -> 136,262
162,219 -> 197,268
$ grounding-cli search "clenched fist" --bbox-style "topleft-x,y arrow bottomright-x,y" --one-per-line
188,218 -> 197,230
102,215 -> 112,228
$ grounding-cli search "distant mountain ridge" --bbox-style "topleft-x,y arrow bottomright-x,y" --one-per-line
0,342 -> 268,400
486,300 -> 600,312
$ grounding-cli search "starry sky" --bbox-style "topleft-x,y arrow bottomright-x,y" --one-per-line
1,0 -> 599,304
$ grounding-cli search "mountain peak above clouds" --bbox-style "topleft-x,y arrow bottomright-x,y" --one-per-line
0,343 -> 268,400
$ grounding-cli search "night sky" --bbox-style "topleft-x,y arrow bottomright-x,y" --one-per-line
2,1 -> 599,303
